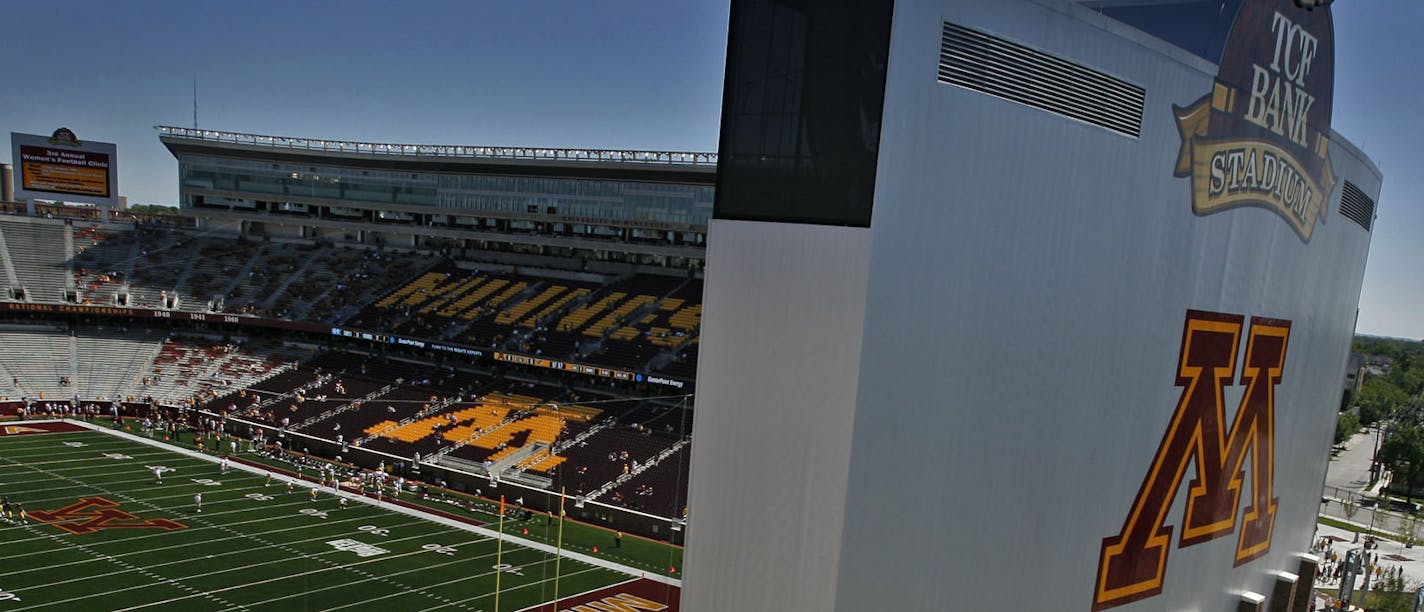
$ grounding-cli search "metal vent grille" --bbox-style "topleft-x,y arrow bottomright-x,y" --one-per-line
939,22 -> 1146,138
1339,180 -> 1375,232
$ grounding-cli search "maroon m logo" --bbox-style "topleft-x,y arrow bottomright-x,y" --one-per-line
1093,310 -> 1289,610
31,496 -> 187,535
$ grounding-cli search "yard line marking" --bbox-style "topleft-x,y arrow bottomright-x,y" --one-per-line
5,524 -> 249,612
11,478 -> 272,505
0,507 -> 408,567
109,538 -> 488,612
32,525 -> 467,590
0,515 -> 418,572
0,452 -> 175,466
412,564 -> 608,612
9,450 -> 491,612
507,577 -> 642,612
228,542 -> 511,610
0,441 -> 157,456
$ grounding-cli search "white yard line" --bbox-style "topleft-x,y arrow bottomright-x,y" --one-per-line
416,564 -> 609,612
13,478 -> 270,506
1,452 -> 174,466
5,524 -> 248,612
0,513 -> 420,573
39,525 -> 466,592
508,577 -> 641,612
109,539 -> 488,612
236,543 -> 509,610
2,437 -> 502,612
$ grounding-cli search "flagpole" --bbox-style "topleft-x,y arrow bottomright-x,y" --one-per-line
554,487 -> 566,605
495,495 -> 505,612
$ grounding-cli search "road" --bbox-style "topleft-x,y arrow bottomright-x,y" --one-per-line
1324,428 -> 1378,494
1320,427 -> 1420,541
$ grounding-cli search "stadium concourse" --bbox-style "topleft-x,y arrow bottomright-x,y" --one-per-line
0,209 -> 696,543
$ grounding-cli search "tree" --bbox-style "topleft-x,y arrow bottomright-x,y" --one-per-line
1402,513 -> 1422,549
1358,377 -> 1409,426
1379,423 -> 1424,505
1388,365 -> 1424,398
127,204 -> 179,216
1343,495 -> 1362,527
1336,411 -> 1362,446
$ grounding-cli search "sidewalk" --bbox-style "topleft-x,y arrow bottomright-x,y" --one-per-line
1313,521 -> 1422,598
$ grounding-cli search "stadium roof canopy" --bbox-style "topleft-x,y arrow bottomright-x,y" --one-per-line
157,126 -> 717,185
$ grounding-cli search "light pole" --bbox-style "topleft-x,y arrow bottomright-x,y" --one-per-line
1374,421 -> 1383,481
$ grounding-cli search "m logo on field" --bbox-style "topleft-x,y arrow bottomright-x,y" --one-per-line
30,496 -> 187,535
564,592 -> 668,612
1093,310 -> 1290,610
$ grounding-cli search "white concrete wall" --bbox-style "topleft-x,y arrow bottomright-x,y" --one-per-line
682,220 -> 872,610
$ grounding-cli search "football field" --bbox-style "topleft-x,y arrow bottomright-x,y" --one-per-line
0,422 -> 678,611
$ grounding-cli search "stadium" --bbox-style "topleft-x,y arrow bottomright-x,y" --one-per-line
0,0 -> 1391,610
0,124 -> 704,609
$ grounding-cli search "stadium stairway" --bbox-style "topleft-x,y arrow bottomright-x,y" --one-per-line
0,225 -> 21,292
258,251 -> 321,314
212,243 -> 271,308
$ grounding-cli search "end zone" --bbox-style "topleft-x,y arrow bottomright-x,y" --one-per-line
515,577 -> 680,612
0,421 -> 88,436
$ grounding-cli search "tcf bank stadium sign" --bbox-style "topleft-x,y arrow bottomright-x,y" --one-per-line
1173,0 -> 1335,242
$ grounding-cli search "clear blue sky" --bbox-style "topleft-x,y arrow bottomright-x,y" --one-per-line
1,1 -> 1418,339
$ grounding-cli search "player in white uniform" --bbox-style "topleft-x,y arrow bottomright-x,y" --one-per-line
194,493 -> 202,513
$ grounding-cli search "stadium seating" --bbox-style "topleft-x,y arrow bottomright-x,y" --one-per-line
0,212 -> 698,521
0,324 -> 73,400
0,218 -> 71,302
606,443 -> 691,517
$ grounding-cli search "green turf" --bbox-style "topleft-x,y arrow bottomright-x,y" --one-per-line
164,428 -> 685,578
0,428 -> 646,611
1317,515 -> 1395,540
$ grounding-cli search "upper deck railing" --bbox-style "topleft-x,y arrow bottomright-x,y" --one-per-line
156,126 -> 718,167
